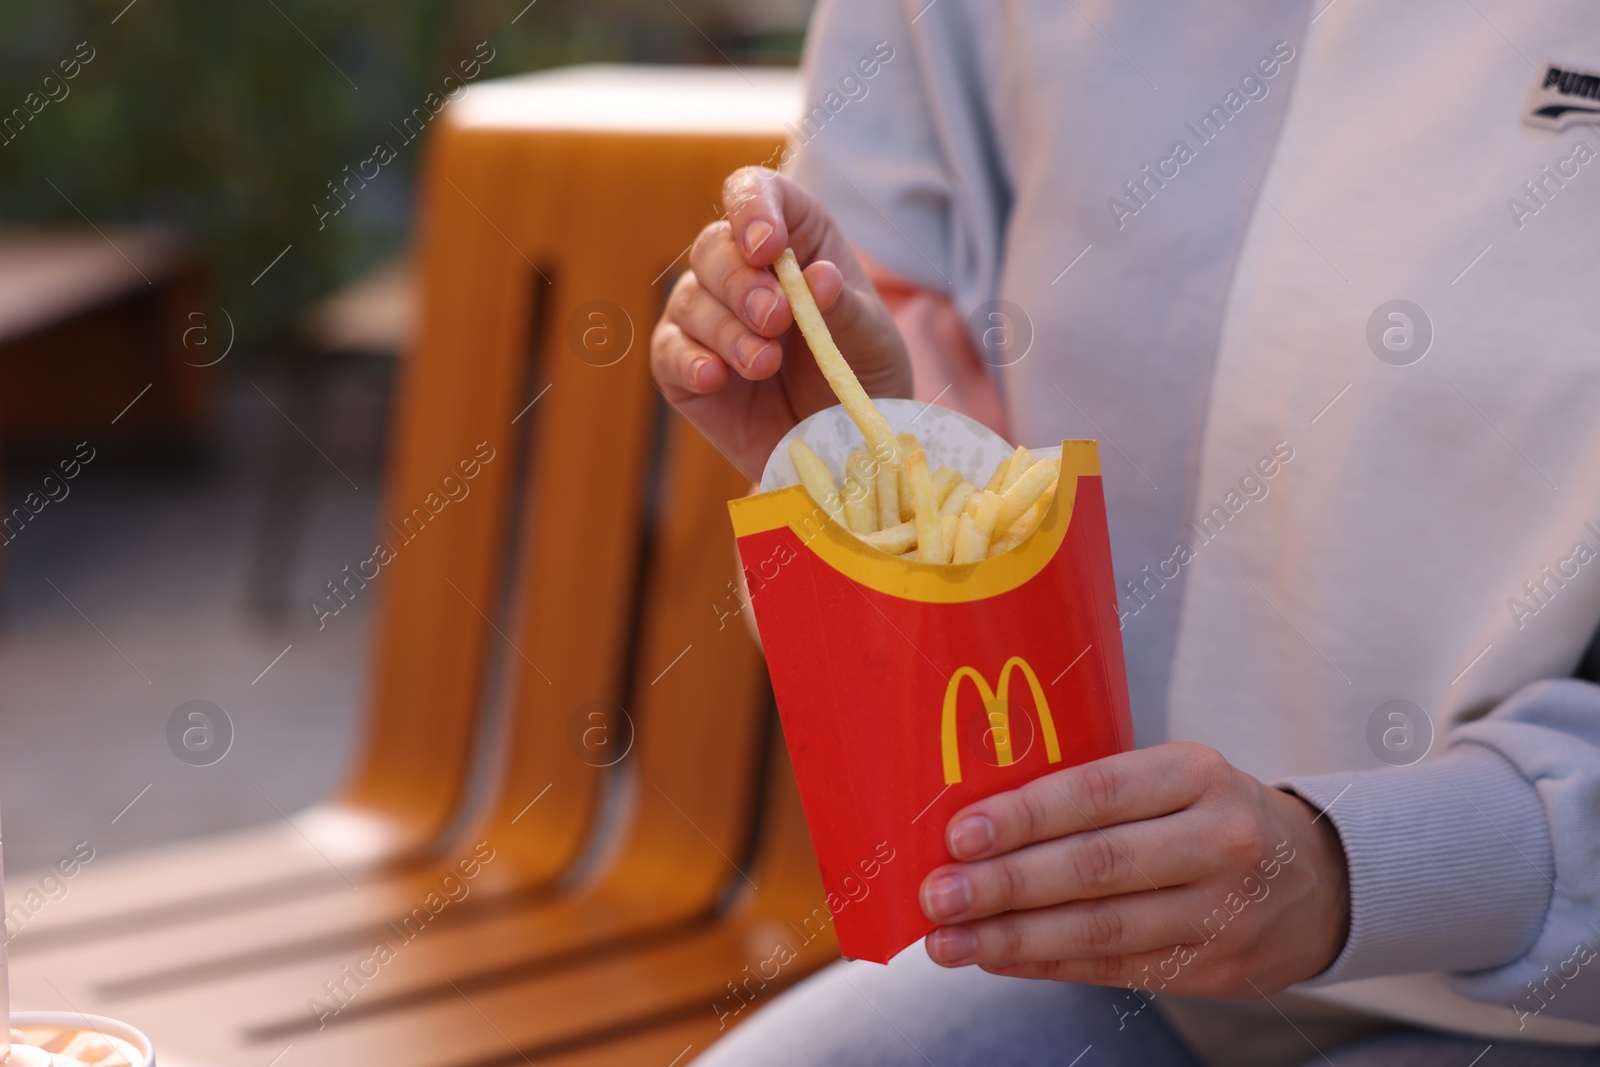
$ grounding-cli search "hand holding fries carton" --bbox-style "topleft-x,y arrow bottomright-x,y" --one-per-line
730,399 -> 1133,962
724,252 -> 1133,964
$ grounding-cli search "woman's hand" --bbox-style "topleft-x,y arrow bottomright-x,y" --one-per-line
650,166 -> 912,482
919,742 -> 1350,998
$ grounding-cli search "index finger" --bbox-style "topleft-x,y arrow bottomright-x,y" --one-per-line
722,166 -> 854,274
945,743 -> 1221,862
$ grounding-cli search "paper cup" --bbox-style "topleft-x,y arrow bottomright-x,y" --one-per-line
729,400 -> 1134,962
11,1012 -> 155,1067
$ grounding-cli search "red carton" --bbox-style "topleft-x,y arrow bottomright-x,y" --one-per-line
729,403 -> 1134,963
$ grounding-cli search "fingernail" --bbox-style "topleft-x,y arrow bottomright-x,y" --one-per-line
743,219 -> 774,256
689,357 -> 711,390
744,287 -> 777,330
736,334 -> 768,370
949,815 -> 995,859
921,874 -> 971,921
928,926 -> 977,965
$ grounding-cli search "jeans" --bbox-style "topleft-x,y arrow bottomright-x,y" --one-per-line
691,944 -> 1600,1066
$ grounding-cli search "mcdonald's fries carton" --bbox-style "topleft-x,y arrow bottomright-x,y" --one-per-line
729,400 -> 1134,963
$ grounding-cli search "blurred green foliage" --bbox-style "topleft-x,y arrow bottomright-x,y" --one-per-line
0,0 -> 805,356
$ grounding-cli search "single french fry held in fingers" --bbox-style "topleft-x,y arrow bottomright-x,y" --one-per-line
773,248 -> 901,468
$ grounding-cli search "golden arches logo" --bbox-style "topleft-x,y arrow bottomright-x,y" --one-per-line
940,656 -> 1062,784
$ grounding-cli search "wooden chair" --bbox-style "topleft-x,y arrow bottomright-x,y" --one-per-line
15,65 -> 837,1066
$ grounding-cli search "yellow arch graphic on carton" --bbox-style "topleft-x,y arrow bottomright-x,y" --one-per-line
940,656 -> 1062,785
728,441 -> 1100,604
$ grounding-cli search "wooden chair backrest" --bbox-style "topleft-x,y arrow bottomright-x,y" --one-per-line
334,72 -> 797,871
399,86 -> 796,890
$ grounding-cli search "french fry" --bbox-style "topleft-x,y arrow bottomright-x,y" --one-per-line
875,460 -> 900,530
940,479 -> 978,518
897,433 -> 918,521
931,465 -> 962,507
790,440 -> 846,527
792,451 -> 1060,561
939,513 -> 959,564
774,249 -> 900,468
993,458 -> 1056,535
997,446 -> 1034,493
906,448 -> 946,564
846,451 -> 879,531
841,475 -> 875,533
989,479 -> 1056,556
952,490 -> 1002,563
984,447 -> 1026,493
987,533 -> 1020,556
888,516 -> 958,564
952,513 -> 981,564
1015,479 -> 1057,534
858,521 -> 917,555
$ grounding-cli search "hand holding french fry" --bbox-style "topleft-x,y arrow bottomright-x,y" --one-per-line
651,167 -> 912,481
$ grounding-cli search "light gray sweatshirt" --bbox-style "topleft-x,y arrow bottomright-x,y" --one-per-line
790,0 -> 1600,1043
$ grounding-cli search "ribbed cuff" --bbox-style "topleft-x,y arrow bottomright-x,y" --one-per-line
1279,743 -> 1554,984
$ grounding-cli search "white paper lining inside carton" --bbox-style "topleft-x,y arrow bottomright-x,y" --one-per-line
761,398 -> 1060,494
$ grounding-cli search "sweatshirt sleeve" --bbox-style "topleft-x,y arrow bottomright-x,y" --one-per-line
1281,678 -> 1600,1026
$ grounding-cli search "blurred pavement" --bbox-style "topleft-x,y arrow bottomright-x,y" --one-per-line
0,368 -> 390,874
